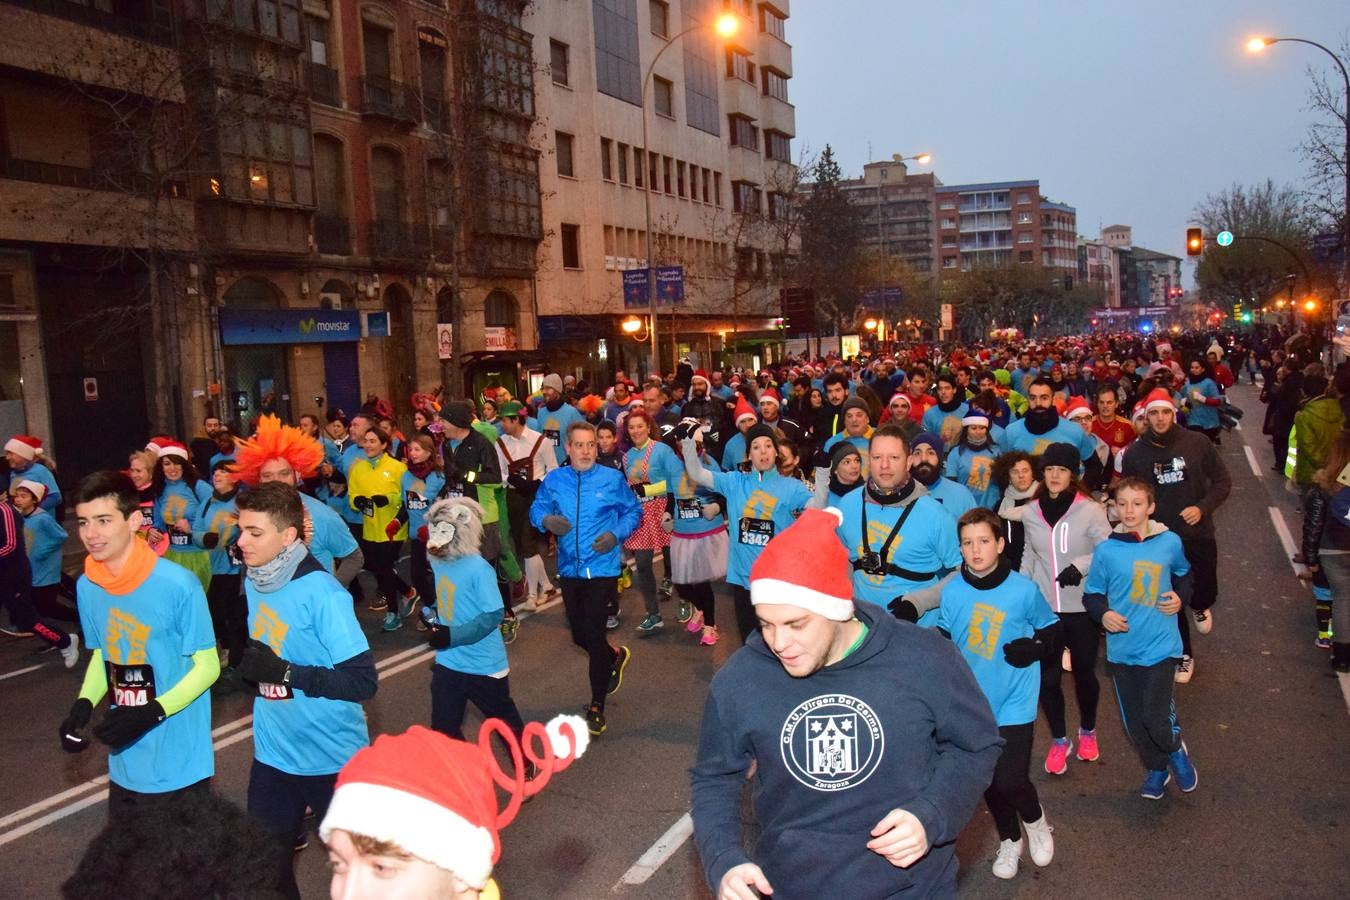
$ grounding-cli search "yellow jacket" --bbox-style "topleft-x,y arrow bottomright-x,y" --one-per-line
348,452 -> 408,542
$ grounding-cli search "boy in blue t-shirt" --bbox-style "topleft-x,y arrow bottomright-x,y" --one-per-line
936,508 -> 1061,880
1082,477 -> 1197,800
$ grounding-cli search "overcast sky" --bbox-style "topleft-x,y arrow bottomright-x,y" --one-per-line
789,1 -> 1347,283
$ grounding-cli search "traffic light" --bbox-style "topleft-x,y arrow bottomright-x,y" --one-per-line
1186,228 -> 1203,256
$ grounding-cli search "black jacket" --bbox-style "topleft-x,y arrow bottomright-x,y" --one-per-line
1120,425 -> 1231,539
440,428 -> 503,499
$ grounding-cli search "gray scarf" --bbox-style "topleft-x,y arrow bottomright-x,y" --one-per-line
246,539 -> 307,593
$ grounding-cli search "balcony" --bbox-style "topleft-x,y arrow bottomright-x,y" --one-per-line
2,0 -> 174,44
2,156 -> 187,196
368,218 -> 429,260
312,213 -> 350,254
361,76 -> 418,124
308,62 -> 340,107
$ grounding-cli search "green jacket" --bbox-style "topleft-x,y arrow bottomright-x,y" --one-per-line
1294,395 -> 1344,484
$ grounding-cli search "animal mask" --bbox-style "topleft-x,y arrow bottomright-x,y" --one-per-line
425,496 -> 485,559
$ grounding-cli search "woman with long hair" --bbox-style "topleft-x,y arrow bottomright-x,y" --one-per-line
1019,442 -> 1111,778
150,441 -> 214,592
401,434 -> 445,630
348,426 -> 415,629
622,409 -> 684,635
1301,428 -> 1350,671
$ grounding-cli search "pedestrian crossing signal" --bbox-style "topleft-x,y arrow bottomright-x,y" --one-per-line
1186,228 -> 1203,256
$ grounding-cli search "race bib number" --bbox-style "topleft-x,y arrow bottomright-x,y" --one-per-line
738,517 -> 774,547
169,531 -> 191,547
445,485 -> 465,499
107,662 -> 156,707
1154,456 -> 1187,486
676,498 -> 702,520
256,680 -> 294,700
406,491 -> 429,512
543,429 -> 561,446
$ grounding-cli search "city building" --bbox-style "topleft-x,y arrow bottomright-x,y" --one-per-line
1077,235 -> 1119,305
934,180 -> 1077,276
1079,225 -> 1181,309
837,155 -> 937,276
0,0 -> 543,480
527,0 -> 796,382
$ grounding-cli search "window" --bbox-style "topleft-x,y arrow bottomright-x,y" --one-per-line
942,257 -> 957,269
702,167 -> 711,203
762,68 -> 789,101
649,0 -> 669,37
689,166 -> 699,201
634,149 -> 644,187
1016,211 -> 1033,224
219,97 -> 313,206
729,114 -> 758,150
648,152 -> 658,191
1018,193 -> 1032,204
307,15 -> 329,64
1017,232 -> 1032,244
713,171 -> 722,206
561,223 -> 580,268
765,130 -> 791,162
617,143 -> 629,184
940,217 -> 955,229
600,138 -> 613,181
760,4 -> 786,40
653,76 -> 674,117
726,48 -> 755,83
662,156 -> 672,193
733,180 -> 760,214
370,146 -> 404,221
676,161 -> 686,197
683,18 -> 720,135
939,200 -> 955,210
362,20 -> 392,78
484,290 -> 517,329
593,0 -> 641,105
1019,250 -> 1033,263
941,237 -> 957,249
550,39 -> 569,86
768,192 -> 790,221
555,131 -> 575,177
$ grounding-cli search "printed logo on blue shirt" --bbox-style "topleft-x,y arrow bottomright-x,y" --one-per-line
1129,561 -> 1163,607
967,603 -> 1006,660
780,694 -> 884,792
107,608 -> 151,665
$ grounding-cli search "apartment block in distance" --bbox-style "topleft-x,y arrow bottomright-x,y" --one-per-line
935,179 -> 1077,278
838,155 -> 937,276
528,0 -> 797,382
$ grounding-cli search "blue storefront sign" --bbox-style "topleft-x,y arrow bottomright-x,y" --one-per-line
219,308 -> 361,345
622,266 -> 684,308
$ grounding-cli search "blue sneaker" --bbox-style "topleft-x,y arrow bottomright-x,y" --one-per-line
1139,769 -> 1171,800
1168,742 -> 1198,792
381,611 -> 402,632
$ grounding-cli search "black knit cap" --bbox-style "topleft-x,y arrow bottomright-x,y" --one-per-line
1040,442 -> 1079,472
744,423 -> 778,449
443,401 -> 474,429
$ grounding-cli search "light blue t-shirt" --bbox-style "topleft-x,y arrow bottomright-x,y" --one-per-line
709,467 -> 813,588
834,487 -> 962,611
430,554 -> 508,676
23,508 -> 66,586
246,563 -> 370,776
531,402 -> 585,465
945,445 -> 1003,510
301,491 -> 359,572
720,431 -> 748,469
78,558 -> 216,793
193,494 -> 240,575
1085,529 -> 1191,666
624,439 -> 683,502
926,476 -> 977,519
155,479 -> 213,555
922,401 -> 970,447
7,461 -> 61,512
936,569 -> 1058,726
671,452 -> 724,536
1183,378 -> 1221,431
1003,416 -> 1095,461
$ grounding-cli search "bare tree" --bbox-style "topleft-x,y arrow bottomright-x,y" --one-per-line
1297,34 -> 1349,235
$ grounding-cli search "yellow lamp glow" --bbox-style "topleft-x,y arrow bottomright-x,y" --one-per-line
621,316 -> 643,334
715,13 -> 739,39
915,154 -> 932,166
1247,37 -> 1269,52
864,318 -> 878,331
1304,298 -> 1318,312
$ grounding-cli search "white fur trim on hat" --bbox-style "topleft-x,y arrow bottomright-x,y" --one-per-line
157,443 -> 189,461
1145,394 -> 1176,413
1066,406 -> 1093,420
735,409 -> 758,425
14,479 -> 46,502
961,414 -> 990,426
545,714 -> 590,760
750,577 -> 854,621
4,437 -> 39,460
319,782 -> 497,889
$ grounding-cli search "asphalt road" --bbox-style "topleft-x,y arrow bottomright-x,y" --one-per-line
1,382 -> 1347,899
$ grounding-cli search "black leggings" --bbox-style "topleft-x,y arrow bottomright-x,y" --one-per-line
731,584 -> 756,643
206,573 -> 246,669
32,584 -> 78,623
409,539 -> 432,605
1,579 -> 69,650
984,723 -> 1043,841
361,539 -> 409,601
1039,611 -> 1100,738
1177,537 -> 1218,656
677,581 -> 716,627
561,577 -> 619,706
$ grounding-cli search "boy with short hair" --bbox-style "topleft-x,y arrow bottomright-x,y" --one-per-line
937,508 -> 1061,880
1082,477 -> 1197,799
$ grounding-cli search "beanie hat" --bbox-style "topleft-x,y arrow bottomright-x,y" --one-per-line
541,373 -> 564,393
841,396 -> 870,419
911,430 -> 944,457
156,440 -> 190,461
993,369 -> 1012,387
733,396 -> 758,427
13,478 -> 46,503
1040,441 -> 1080,472
1064,397 -> 1093,420
5,435 -> 43,461
829,441 -> 862,472
759,387 -> 781,408
749,508 -> 853,620
320,719 -> 588,890
1143,388 -> 1175,413
744,422 -> 777,450
1207,341 -> 1223,358
444,401 -> 475,429
961,412 -> 990,427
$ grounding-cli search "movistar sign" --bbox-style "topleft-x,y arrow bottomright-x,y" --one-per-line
220,309 -> 361,345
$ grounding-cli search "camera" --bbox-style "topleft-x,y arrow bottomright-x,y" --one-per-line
859,551 -> 884,576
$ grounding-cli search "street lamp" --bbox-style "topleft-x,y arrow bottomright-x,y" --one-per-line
863,317 -> 878,331
639,12 -> 741,378
1247,35 -> 1350,293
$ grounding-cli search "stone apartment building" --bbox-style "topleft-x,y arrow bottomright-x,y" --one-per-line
1079,224 -> 1182,309
934,179 -> 1078,277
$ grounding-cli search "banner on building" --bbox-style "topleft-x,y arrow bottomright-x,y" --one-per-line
483,326 -> 517,351
219,309 -> 361,345
622,266 -> 684,308
437,323 -> 453,360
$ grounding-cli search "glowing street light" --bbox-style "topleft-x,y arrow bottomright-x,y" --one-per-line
621,315 -> 644,334
714,12 -> 740,38
1247,37 -> 1270,52
863,318 -> 878,331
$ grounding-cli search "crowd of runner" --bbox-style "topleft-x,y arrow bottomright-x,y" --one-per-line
0,323 -> 1336,897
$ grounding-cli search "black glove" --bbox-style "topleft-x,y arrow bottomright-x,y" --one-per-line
1002,637 -> 1044,668
372,494 -> 390,508
541,514 -> 571,536
426,623 -> 452,650
93,700 -> 166,749
237,639 -> 291,685
201,532 -> 219,549
59,698 -> 93,753
887,596 -> 919,622
592,531 -> 617,553
352,496 -> 374,514
1055,565 -> 1082,587
672,418 -> 698,441
631,481 -> 649,499
507,470 -> 532,492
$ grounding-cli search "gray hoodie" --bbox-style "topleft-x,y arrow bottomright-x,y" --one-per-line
1019,493 -> 1112,614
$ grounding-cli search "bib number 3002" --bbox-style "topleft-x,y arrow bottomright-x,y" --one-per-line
738,518 -> 774,547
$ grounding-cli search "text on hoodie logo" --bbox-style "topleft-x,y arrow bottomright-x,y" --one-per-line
780,693 -> 884,792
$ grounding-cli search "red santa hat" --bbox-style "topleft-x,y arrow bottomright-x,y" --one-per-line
13,479 -> 46,503
145,435 -> 175,454
750,508 -> 854,620
1143,388 -> 1175,413
690,369 -> 711,389
733,396 -> 758,427
1132,401 -> 1148,422
320,718 -> 588,890
4,435 -> 43,461
156,440 -> 190,461
759,387 -> 781,408
1064,397 -> 1093,420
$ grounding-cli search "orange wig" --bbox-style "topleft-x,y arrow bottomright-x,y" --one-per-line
232,415 -> 325,486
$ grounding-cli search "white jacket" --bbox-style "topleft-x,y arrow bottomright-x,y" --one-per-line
1020,493 -> 1111,614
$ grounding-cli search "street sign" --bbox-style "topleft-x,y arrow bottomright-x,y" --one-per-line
1216,230 -> 1234,247
622,267 -> 683,308
83,377 -> 98,402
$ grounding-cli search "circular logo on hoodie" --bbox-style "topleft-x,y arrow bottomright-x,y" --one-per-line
780,693 -> 884,791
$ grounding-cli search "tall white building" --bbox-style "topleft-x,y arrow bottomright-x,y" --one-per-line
526,0 -> 796,382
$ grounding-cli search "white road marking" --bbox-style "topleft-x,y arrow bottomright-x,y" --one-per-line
1267,506 -> 1302,578
0,663 -> 46,682
1244,446 -> 1263,478
615,812 -> 694,888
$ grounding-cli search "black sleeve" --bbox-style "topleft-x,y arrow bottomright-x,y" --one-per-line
288,650 -> 378,702
475,433 -> 502,483
1303,487 -> 1328,565
1082,592 -> 1108,624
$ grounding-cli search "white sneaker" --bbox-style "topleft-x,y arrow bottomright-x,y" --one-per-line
1192,608 -> 1213,635
1061,646 -> 1072,672
60,633 -> 80,670
1174,654 -> 1194,684
1023,808 -> 1054,867
992,838 -> 1022,879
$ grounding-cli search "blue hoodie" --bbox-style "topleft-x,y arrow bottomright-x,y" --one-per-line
690,603 -> 1002,899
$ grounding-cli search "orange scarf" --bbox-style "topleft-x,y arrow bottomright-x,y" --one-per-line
84,537 -> 158,595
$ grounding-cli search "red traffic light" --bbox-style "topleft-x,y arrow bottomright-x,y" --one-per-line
1186,228 -> 1203,256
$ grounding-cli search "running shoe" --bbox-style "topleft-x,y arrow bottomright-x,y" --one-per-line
1174,654 -> 1194,684
1315,634 -> 1332,649
991,839 -> 1021,880
1139,769 -> 1171,800
585,703 -> 606,736
367,595 -> 389,612
676,600 -> 692,623
700,625 -> 719,646
59,634 -> 80,670
636,613 -> 663,635
1168,742 -> 1198,792
1023,809 -> 1054,866
398,588 -> 419,619
1044,738 -> 1072,775
1076,729 -> 1099,762
659,578 -> 672,598
686,609 -> 705,633
607,646 -> 631,695
1192,609 -> 1213,635
381,611 -> 402,632
500,617 -> 519,645
605,614 -> 620,631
